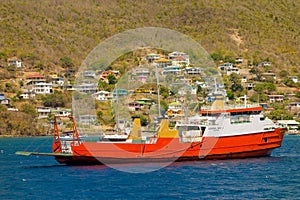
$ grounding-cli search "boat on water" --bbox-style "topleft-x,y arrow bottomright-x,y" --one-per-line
16,104 -> 286,165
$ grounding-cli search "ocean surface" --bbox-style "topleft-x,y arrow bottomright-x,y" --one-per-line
0,135 -> 299,200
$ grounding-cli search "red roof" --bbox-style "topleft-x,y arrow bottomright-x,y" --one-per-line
26,74 -> 45,79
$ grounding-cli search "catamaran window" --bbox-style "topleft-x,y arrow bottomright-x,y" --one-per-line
177,126 -> 200,132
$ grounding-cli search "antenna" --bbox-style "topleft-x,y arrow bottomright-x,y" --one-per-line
155,63 -> 162,118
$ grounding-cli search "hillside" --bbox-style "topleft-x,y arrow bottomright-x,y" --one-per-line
0,0 -> 299,70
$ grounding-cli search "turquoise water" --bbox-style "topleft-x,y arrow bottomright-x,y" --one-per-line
0,135 -> 299,199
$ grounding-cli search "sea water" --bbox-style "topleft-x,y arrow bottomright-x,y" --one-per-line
0,135 -> 299,199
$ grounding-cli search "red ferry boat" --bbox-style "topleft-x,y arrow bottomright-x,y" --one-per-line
17,104 -> 285,165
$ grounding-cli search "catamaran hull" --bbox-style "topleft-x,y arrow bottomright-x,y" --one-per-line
54,128 -> 284,165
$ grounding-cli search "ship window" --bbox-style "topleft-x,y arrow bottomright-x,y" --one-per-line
260,117 -> 265,121
187,126 -> 200,131
264,138 -> 268,142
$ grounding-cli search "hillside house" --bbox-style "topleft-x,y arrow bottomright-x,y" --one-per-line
20,91 -> 36,99
26,74 -> 46,85
113,89 -> 128,97
37,107 -> 51,119
128,101 -> 144,111
226,67 -> 240,76
0,93 -> 10,106
171,56 -> 190,67
162,66 -> 181,75
268,95 -> 284,103
51,108 -> 71,117
167,102 -> 183,117
288,102 -> 300,111
154,58 -> 172,68
33,83 -> 53,94
7,57 -> 23,68
241,75 -> 247,83
78,115 -> 97,125
75,83 -> 98,93
261,72 -> 276,80
243,82 -> 255,90
277,120 -> 299,134
51,77 -> 65,87
219,63 -> 233,71
288,76 -> 298,83
101,70 -> 120,81
185,67 -> 202,75
132,68 -> 150,83
258,61 -> 271,67
235,57 -> 243,64
81,71 -> 96,79
145,53 -> 160,63
93,91 -> 113,101
135,98 -> 155,105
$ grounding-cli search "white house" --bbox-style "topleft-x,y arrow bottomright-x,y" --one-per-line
162,66 -> 181,75
168,51 -> 190,66
261,72 -> 276,80
235,57 -> 243,64
81,71 -> 96,79
185,67 -> 202,75
33,83 -> 53,94
268,95 -> 284,103
288,76 -> 298,83
226,67 -> 240,76
78,115 -> 97,125
93,91 -> 113,101
37,107 -> 51,119
219,63 -> 233,71
51,77 -> 65,86
26,74 -> 46,86
7,57 -> 23,68
145,53 -> 160,62
20,91 -> 36,99
259,61 -> 271,67
51,108 -> 72,117
277,120 -> 299,134
75,83 -> 98,93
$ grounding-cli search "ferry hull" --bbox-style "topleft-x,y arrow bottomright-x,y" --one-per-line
55,128 -> 284,165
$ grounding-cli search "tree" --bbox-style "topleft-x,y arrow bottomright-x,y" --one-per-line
160,85 -> 170,98
96,110 -> 103,123
107,74 -> 117,85
132,115 -> 149,126
20,103 -> 37,117
227,91 -> 235,100
264,82 -> 276,93
59,57 -> 74,68
210,52 -> 223,61
279,70 -> 289,78
231,83 -> 243,92
253,83 -> 265,94
41,91 -> 69,107
249,93 -> 267,102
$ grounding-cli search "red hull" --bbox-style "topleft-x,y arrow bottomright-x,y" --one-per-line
55,128 -> 285,165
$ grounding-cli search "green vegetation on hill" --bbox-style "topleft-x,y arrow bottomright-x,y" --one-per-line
0,0 -> 299,70
1,0 -> 300,136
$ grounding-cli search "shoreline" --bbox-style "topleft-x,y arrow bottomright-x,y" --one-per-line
0,134 -> 52,138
